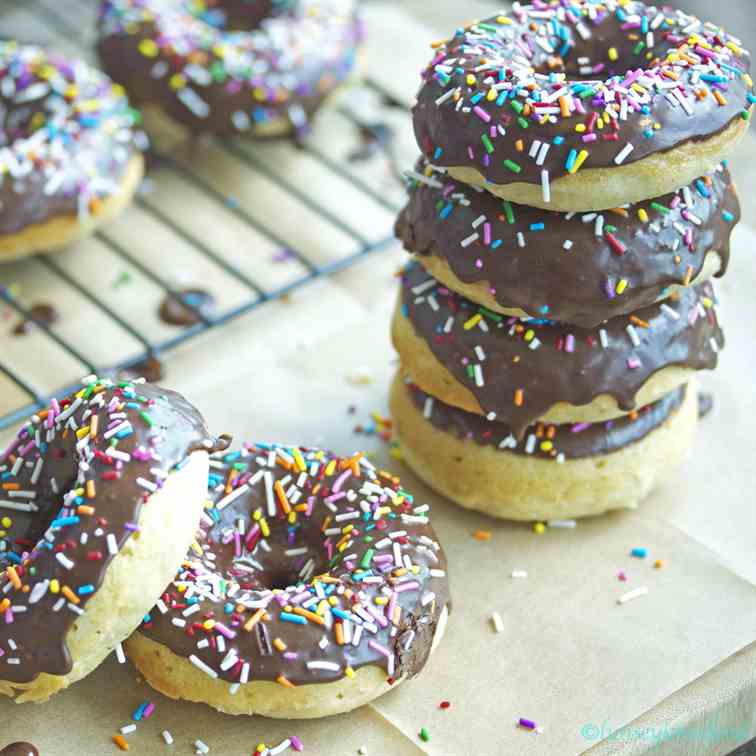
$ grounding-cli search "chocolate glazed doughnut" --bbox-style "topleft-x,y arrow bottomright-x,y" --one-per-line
0,378 -> 219,703
397,160 -> 740,328
393,261 -> 724,435
97,0 -> 363,139
412,1 -> 754,211
0,43 -> 144,261
125,442 -> 450,719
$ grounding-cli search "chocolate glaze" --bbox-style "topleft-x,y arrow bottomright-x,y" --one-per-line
397,160 -> 740,328
120,354 -> 165,383
139,443 -> 450,686
158,288 -> 216,327
0,744 -> 38,756
12,304 -> 59,336
0,379 -> 216,685
398,261 -> 724,435
0,43 -> 140,237
405,379 -> 686,461
412,2 -> 753,186
97,0 -> 363,138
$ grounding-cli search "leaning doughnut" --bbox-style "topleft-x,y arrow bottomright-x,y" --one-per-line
0,377 -> 218,703
397,160 -> 740,328
125,442 -> 450,719
0,43 -> 144,262
413,1 -> 754,212
97,0 -> 363,139
392,261 -> 723,434
390,373 -> 698,521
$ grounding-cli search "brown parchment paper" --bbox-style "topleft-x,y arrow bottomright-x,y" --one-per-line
2,3 -> 756,755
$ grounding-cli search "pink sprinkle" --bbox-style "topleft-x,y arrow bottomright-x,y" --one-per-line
475,259 -> 483,270
618,571 -> 628,582
473,106 -> 491,123
565,334 -> 575,353
332,469 -> 352,494
291,736 -> 304,752
368,640 -> 391,658
484,223 -> 492,245
143,702 -> 155,719
394,580 -> 420,593
627,357 -> 641,369
214,623 -> 237,640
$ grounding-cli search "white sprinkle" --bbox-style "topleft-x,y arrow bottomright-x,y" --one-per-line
106,533 -> 119,556
536,141 -> 551,166
307,661 -> 341,672
115,643 -> 126,664
0,500 -> 38,513
264,470 -> 275,518
471,214 -> 486,229
599,329 -> 609,349
541,170 -> 551,203
563,240 -> 573,252
528,337 -> 542,350
162,731 -> 174,745
435,87 -> 458,106
120,724 -> 137,735
511,570 -> 528,579
215,484 -> 250,511
411,278 -> 437,296
661,303 -> 680,320
189,654 -> 218,678
194,740 -> 210,755
269,740 -> 293,756
626,324 -> 641,347
423,397 -> 434,419
709,337 -> 719,353
136,477 -> 157,493
516,232 -> 526,248
525,435 -> 537,454
461,232 -> 479,248
614,142 -> 635,165
618,586 -> 649,605
55,552 -> 74,570
595,215 -> 605,237
491,611 -> 505,633
547,519 -> 577,529
473,364 -> 484,387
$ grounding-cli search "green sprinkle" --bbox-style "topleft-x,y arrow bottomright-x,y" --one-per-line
742,110 -> 751,121
139,411 -> 154,427
503,159 -> 522,174
510,100 -> 524,115
633,41 -> 646,55
502,200 -> 515,224
419,728 -> 430,743
605,225 -> 618,233
650,202 -> 670,215
481,133 -> 494,154
360,549 -> 374,569
479,307 -> 503,322
517,116 -> 529,129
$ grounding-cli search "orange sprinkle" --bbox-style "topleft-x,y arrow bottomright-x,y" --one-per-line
244,608 -> 266,632
515,139 -> 524,152
277,675 -> 296,688
6,566 -> 21,590
292,607 -> 325,625
629,315 -> 650,329
713,90 -> 727,106
89,414 -> 99,439
654,559 -> 664,569
559,96 -> 571,118
514,389 -> 524,407
274,480 -> 291,515
473,530 -> 492,541
273,638 -> 287,652
62,586 -> 80,605
85,480 -> 96,499
225,468 -> 237,494
335,622 -> 345,646
77,505 -> 95,516
2,483 -> 20,491
320,515 -> 332,533
0,598 -> 10,613
683,266 -> 694,286
112,735 -> 130,751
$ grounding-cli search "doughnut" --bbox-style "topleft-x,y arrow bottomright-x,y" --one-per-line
392,261 -> 723,435
412,1 -> 754,212
390,372 -> 698,521
0,377 -> 219,703
97,0 -> 363,139
124,442 -> 450,719
397,160 -> 740,328
0,43 -> 145,262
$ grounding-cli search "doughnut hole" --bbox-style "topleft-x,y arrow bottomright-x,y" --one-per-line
195,0 -> 295,32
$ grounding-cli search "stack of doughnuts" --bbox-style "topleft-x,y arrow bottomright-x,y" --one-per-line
1,380 -> 450,717
390,1 -> 752,521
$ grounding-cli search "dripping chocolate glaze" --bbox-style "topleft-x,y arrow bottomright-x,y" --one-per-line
0,381 -> 218,684
0,45 -> 138,237
12,304 -> 59,336
397,161 -> 740,328
405,380 -> 686,461
96,2 -> 363,139
140,445 -> 450,686
158,289 -> 216,327
399,261 -> 723,436
412,5 -> 753,186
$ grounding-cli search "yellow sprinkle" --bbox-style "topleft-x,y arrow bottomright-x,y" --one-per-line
540,441 -> 554,452
50,579 -> 60,594
609,47 -> 619,62
260,518 -> 270,538
575,124 -> 586,133
292,447 -> 306,472
616,279 -> 628,295
487,88 -> 498,102
638,208 -> 649,223
466,74 -> 476,86
1,517 -> 11,528
345,666 -> 355,678
569,150 -> 589,174
654,559 -> 664,569
203,619 -> 216,631
138,38 -> 159,58
75,427 -> 90,440
533,522 -> 546,535
524,329 -> 535,342
169,74 -> 186,90
273,638 -> 287,652
325,460 -> 337,476
496,15 -> 513,24
464,314 -> 482,330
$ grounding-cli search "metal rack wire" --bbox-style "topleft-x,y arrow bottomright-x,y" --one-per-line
0,0 -> 408,430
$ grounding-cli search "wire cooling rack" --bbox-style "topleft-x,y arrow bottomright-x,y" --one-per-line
0,0 -> 415,430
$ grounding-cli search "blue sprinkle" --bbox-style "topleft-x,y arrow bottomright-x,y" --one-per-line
722,211 -> 735,222
553,135 -> 565,146
78,584 -> 95,596
565,149 -> 578,172
51,516 -> 80,529
491,239 -> 503,249
529,222 -> 545,232
433,147 -> 443,160
133,702 -> 149,721
280,611 -> 307,625
631,547 -> 648,558
748,93 -> 756,104
440,203 -> 454,220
